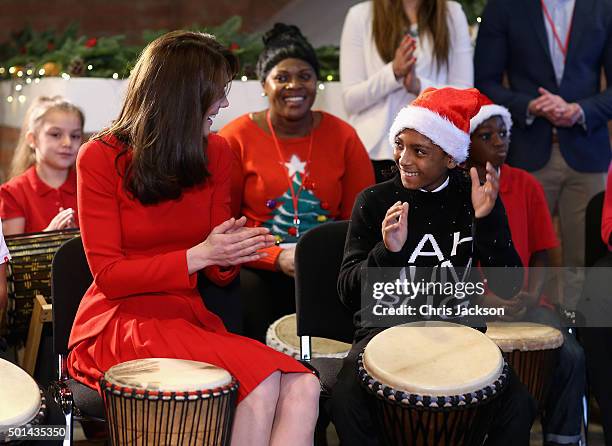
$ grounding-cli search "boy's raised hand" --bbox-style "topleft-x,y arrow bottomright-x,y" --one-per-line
470,162 -> 499,218
382,201 -> 409,252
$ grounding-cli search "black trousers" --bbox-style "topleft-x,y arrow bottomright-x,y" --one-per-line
329,329 -> 538,446
239,267 -> 296,343
579,252 -> 612,445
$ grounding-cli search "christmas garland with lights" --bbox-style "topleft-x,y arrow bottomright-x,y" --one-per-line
0,0 -> 484,85
0,17 -> 340,83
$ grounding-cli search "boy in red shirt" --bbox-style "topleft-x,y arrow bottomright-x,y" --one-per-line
468,95 -> 585,446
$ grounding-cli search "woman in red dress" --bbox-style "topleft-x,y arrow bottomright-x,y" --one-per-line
67,31 -> 320,445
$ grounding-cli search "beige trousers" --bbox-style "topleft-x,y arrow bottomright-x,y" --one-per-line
531,144 -> 607,310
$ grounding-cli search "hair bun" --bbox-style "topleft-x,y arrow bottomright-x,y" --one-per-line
262,23 -> 306,47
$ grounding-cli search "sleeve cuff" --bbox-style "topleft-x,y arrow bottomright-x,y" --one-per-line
371,241 -> 405,267
245,245 -> 283,271
525,107 -> 535,126
576,104 -> 587,131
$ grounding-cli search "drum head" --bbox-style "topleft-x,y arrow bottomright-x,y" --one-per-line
267,314 -> 351,358
0,358 -> 41,429
363,322 -> 503,397
485,322 -> 564,352
104,358 -> 232,393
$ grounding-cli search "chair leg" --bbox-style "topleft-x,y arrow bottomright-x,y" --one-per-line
22,295 -> 52,375
314,398 -> 331,446
581,394 -> 589,446
63,399 -> 73,446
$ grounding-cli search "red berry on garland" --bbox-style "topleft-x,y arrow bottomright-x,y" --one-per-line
321,201 -> 330,210
229,42 -> 240,51
85,38 -> 98,48
288,227 -> 298,236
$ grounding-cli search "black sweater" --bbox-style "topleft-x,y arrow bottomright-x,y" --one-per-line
338,169 -> 523,321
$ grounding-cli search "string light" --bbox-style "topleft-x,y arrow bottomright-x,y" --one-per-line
8,67 -> 16,74
34,78 -> 40,84
112,73 -> 119,79
18,95 -> 26,103
241,75 -> 247,82
15,84 -> 22,91
87,64 -> 93,70
26,69 -> 33,76
318,83 -> 325,90
6,96 -> 13,103
61,73 -> 70,80
476,17 -> 482,23
26,78 -> 32,84
17,71 -> 23,77
326,74 -> 333,81
0,67 -> 5,74
38,68 -> 45,76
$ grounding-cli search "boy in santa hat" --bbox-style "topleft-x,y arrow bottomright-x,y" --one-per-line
468,95 -> 585,446
331,87 -> 536,445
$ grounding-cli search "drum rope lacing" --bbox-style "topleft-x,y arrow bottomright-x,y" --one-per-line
100,377 -> 239,402
357,353 -> 509,411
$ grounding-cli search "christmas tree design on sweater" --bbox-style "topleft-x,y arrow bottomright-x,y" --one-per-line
263,154 -> 330,243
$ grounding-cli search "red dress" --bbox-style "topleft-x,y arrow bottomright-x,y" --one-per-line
67,134 -> 309,401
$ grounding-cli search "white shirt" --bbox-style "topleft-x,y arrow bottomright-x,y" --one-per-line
0,220 -> 10,264
541,0 -> 575,85
340,1 -> 474,160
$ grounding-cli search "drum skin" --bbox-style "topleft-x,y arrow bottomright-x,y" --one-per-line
0,358 -> 46,443
266,314 -> 350,359
359,322 -> 508,446
486,322 -> 563,404
101,358 -> 238,446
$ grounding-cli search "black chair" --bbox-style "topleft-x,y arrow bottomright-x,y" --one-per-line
295,220 -> 355,394
49,236 -> 104,444
585,191 -> 607,268
295,221 -> 355,446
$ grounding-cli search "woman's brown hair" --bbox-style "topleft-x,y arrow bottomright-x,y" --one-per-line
98,30 -> 238,205
372,0 -> 450,72
10,96 -> 84,179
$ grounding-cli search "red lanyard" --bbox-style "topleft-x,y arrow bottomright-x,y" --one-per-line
266,110 -> 314,237
540,0 -> 574,60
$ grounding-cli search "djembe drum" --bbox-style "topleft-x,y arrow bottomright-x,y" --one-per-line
485,322 -> 563,404
266,314 -> 351,359
101,358 -> 238,446
0,358 -> 47,443
359,322 -> 509,446
3,229 -> 79,343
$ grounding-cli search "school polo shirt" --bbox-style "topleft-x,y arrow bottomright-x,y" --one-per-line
499,164 -> 559,267
499,164 -> 559,307
0,166 -> 78,234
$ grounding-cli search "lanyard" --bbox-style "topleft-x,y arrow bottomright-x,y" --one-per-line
266,110 -> 314,237
540,0 -> 574,60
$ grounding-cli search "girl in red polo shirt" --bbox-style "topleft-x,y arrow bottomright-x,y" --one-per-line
0,96 -> 84,235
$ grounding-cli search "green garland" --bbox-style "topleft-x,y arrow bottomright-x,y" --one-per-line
0,1 -> 484,82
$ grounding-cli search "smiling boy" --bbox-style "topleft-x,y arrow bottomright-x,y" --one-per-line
331,87 -> 536,445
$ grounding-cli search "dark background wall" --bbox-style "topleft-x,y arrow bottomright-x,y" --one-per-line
0,0 -> 291,44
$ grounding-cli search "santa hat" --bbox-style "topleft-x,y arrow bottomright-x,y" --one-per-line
388,87 -> 482,164
469,94 -> 513,135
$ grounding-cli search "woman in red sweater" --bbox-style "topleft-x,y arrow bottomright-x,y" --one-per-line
0,96 -> 83,235
219,24 -> 374,341
67,31 -> 320,445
